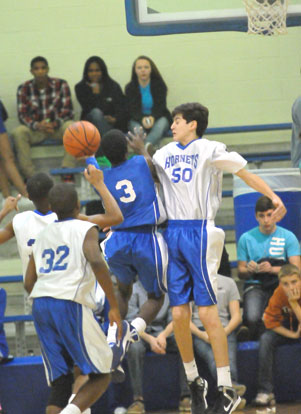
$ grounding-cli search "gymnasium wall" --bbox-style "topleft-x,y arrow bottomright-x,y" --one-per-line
1,0 -> 300,139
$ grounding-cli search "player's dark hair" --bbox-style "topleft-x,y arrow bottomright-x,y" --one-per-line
26,172 -> 54,201
101,129 -> 127,165
82,56 -> 112,86
255,196 -> 275,213
130,55 -> 167,88
278,264 -> 300,280
49,184 -> 78,219
30,56 -> 48,68
172,103 -> 209,137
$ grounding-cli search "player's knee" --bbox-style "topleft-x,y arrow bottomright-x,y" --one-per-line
117,283 -> 132,301
148,292 -> 164,307
48,373 -> 73,409
198,305 -> 220,327
89,372 -> 111,388
172,304 -> 190,323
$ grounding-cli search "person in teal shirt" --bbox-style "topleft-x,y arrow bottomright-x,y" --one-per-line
237,196 -> 300,340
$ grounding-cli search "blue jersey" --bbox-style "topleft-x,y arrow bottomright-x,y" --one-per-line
89,155 -> 166,229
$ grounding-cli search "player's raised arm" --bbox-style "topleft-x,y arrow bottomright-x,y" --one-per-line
0,195 -> 21,222
0,195 -> 21,244
126,127 -> 158,181
235,168 -> 287,222
83,165 -> 123,228
83,226 -> 122,338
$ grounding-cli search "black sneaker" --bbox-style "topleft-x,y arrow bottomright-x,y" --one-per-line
207,386 -> 241,414
188,377 -> 208,414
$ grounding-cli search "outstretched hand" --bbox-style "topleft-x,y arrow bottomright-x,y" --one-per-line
126,127 -> 147,154
271,194 -> 287,222
84,164 -> 104,185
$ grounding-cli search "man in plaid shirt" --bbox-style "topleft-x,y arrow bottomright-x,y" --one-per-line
12,56 -> 76,179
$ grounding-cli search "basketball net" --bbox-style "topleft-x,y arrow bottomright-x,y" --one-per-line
243,0 -> 289,35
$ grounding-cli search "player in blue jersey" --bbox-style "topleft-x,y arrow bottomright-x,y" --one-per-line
85,129 -> 168,345
128,102 -> 286,414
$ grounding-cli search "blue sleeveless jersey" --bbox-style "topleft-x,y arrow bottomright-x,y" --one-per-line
102,156 -> 162,229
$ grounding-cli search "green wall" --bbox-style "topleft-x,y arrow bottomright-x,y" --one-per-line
1,0 -> 300,143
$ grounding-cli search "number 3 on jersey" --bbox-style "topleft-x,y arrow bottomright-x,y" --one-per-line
39,245 -> 70,273
116,179 -> 136,203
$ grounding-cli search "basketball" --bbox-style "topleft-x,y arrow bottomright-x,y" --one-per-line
63,121 -> 101,158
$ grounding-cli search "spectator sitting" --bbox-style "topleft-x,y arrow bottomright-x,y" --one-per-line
125,56 -> 171,154
0,100 -> 27,197
12,56 -> 76,180
123,280 -> 191,414
237,196 -> 300,340
75,56 -> 127,158
254,264 -> 301,407
190,275 -> 247,412
291,95 -> 301,168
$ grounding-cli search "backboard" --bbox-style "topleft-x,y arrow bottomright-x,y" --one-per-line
125,0 -> 301,36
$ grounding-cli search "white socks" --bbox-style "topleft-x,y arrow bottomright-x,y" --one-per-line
217,366 -> 232,388
68,395 -> 91,414
183,360 -> 199,382
131,317 -> 146,335
59,403 -> 81,414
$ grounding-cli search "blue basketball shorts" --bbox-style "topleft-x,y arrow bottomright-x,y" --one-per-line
164,220 -> 225,307
32,297 -> 112,385
101,226 -> 168,297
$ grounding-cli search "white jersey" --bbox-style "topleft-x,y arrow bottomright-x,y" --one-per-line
153,138 -> 247,220
12,210 -> 57,279
30,219 -> 98,309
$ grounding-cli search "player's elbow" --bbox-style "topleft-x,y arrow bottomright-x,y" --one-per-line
110,211 -> 124,226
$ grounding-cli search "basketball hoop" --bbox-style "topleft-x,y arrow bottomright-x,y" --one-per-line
243,0 -> 289,35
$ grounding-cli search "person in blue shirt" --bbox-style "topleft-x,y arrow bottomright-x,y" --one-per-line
125,56 -> 171,152
237,195 -> 300,340
86,129 -> 168,345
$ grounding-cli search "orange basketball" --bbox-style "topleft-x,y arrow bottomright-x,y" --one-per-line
63,121 -> 101,158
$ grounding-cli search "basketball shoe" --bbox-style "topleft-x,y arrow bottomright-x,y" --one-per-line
206,386 -> 241,414
188,377 -> 208,414
109,320 -> 139,369
109,320 -> 131,369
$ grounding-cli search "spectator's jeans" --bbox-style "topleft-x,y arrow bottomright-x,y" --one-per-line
193,331 -> 239,383
129,117 -> 169,146
12,121 -> 76,178
85,108 -> 113,138
243,285 -> 274,340
86,108 -> 114,157
0,289 -> 9,358
257,330 -> 298,394
127,335 -> 190,399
